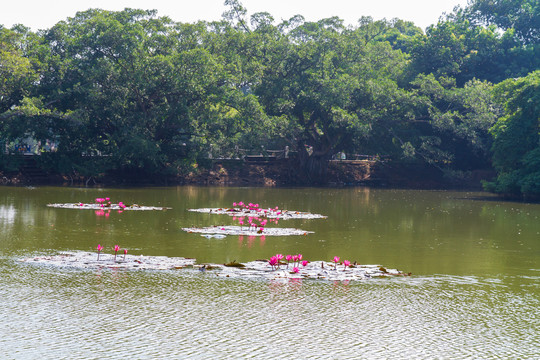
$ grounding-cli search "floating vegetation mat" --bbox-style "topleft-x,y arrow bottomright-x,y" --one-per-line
182,225 -> 313,236
47,203 -> 171,211
19,252 -> 409,281
20,252 -> 195,271
211,261 -> 408,281
188,208 -> 326,220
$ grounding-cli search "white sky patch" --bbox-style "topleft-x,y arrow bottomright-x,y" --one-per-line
2,0 -> 468,32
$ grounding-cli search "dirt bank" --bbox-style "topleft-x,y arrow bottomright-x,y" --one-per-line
180,159 -> 373,187
0,159 -> 495,189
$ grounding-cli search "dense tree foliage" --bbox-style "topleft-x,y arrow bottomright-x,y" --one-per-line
467,0 -> 539,44
0,0 -> 538,192
484,71 -> 540,198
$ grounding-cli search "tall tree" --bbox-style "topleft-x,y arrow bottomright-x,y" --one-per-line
467,0 -> 540,45
485,71 -> 540,198
0,26 -> 42,113
255,17 -> 406,182
36,9 -> 230,176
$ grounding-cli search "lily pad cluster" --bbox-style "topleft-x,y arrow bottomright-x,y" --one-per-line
47,197 -> 171,212
184,202 -> 325,237
188,202 -> 327,220
19,252 -> 409,281
183,225 -> 313,237
214,260 -> 408,281
20,252 -> 196,271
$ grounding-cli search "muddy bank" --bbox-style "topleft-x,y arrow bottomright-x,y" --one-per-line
178,159 -> 494,189
0,158 -> 495,189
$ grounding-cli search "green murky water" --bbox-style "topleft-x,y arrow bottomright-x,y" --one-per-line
1,186 -> 538,358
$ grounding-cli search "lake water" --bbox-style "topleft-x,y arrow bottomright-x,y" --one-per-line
0,186 -> 538,359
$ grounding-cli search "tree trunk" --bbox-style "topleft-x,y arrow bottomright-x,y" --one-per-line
296,145 -> 332,184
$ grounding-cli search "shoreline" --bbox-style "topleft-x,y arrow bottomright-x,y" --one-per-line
0,159 -> 495,191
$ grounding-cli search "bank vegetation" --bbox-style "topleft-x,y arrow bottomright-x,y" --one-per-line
0,0 -> 538,198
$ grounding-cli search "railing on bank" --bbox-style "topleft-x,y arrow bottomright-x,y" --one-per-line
211,148 -> 389,164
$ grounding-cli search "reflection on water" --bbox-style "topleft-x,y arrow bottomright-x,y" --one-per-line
0,204 -> 16,227
0,186 -> 539,358
1,264 -> 537,359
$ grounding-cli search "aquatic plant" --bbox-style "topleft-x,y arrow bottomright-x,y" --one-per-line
123,249 -> 128,261
22,252 -> 411,280
286,254 -> 293,267
114,245 -> 120,261
333,256 -> 340,270
183,226 -> 313,237
224,260 -> 245,268
268,256 -> 278,270
96,244 -> 103,260
343,260 -> 350,271
230,202 -> 285,218
189,206 -> 325,220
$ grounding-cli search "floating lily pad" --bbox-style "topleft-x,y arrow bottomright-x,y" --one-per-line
207,260 -> 409,281
182,225 -> 313,236
200,234 -> 227,239
47,203 -> 171,211
19,252 -> 409,281
19,252 -> 195,271
188,208 -> 326,220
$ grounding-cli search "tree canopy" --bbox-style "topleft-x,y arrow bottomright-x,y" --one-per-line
0,0 -> 538,194
484,71 -> 540,198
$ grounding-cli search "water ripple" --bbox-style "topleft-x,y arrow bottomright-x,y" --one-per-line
0,263 -> 538,359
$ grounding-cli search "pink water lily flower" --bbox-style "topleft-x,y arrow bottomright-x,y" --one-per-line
268,256 -> 278,270
285,255 -> 293,268
113,245 -> 120,260
292,267 -> 299,273
333,256 -> 340,270
302,260 -> 308,267
343,260 -> 351,270
96,244 -> 103,260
